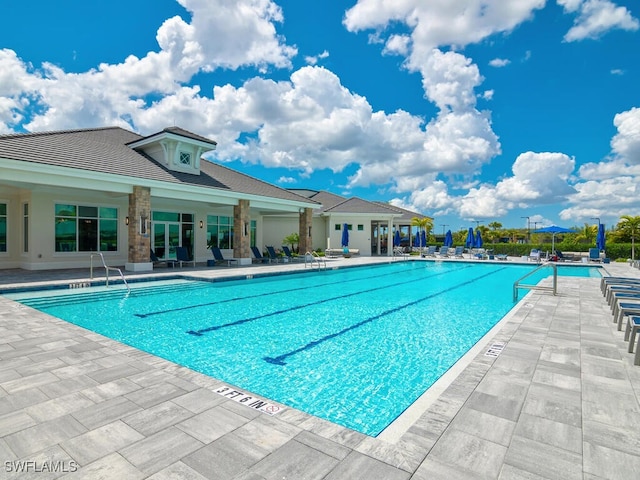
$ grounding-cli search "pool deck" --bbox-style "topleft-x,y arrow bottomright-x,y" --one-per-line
1,256 -> 640,479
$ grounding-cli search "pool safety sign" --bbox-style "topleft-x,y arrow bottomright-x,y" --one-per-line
484,342 -> 506,358
214,385 -> 284,416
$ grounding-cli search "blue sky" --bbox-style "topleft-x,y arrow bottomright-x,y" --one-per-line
1,0 -> 639,231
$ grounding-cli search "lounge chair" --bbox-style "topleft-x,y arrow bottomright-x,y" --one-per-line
419,246 -> 435,257
555,251 -> 571,262
438,246 -> 450,257
589,248 -> 601,262
496,253 -> 508,261
210,247 -> 238,266
528,249 -> 541,263
265,246 -> 281,263
150,248 -> 177,268
624,316 -> 640,354
474,248 -> 489,260
251,246 -> 270,264
281,246 -> 301,262
453,246 -> 465,258
175,246 -> 196,268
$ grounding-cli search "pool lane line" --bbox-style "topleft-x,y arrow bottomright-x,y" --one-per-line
263,266 -> 508,365
185,264 -> 476,336
132,262 -> 467,319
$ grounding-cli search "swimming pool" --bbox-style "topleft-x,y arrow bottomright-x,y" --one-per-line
5,261 -> 601,436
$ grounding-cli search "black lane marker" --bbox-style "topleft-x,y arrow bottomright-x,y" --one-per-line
135,264 -> 429,319
186,264 -> 475,336
263,267 -> 507,365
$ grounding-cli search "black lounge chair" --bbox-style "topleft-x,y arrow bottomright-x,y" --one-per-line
210,247 -> 238,266
150,248 -> 177,268
175,246 -> 196,268
281,246 -> 301,262
251,246 -> 270,264
265,246 -> 280,263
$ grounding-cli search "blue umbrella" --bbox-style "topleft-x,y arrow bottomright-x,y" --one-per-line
341,223 -> 349,247
465,227 -> 475,248
533,225 -> 576,253
475,230 -> 483,248
393,229 -> 401,247
421,229 -> 426,248
413,231 -> 420,247
444,230 -> 453,247
596,223 -> 606,251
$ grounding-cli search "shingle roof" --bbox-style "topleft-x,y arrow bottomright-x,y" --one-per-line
0,127 -> 317,205
373,201 -> 432,221
130,126 -> 218,147
323,196 -> 402,215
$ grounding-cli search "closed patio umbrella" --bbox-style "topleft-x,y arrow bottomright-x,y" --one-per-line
444,230 -> 453,247
393,229 -> 401,247
475,230 -> 483,248
341,223 -> 349,247
421,229 -> 426,248
465,227 -> 475,248
596,223 -> 606,252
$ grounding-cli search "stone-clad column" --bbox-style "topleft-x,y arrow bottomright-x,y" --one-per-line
125,186 -> 152,271
299,208 -> 313,254
233,199 -> 251,265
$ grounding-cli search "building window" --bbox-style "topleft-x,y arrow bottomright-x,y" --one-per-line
207,215 -> 234,249
250,220 -> 257,247
0,203 -> 6,253
335,224 -> 341,230
357,224 -> 364,231
179,151 -> 191,165
55,204 -> 118,252
23,203 -> 28,253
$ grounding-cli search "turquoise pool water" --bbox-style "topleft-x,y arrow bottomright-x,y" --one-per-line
6,261 -> 601,436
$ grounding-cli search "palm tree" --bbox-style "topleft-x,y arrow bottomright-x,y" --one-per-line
576,223 -> 597,244
411,216 -> 433,249
487,222 -> 502,243
617,215 -> 640,261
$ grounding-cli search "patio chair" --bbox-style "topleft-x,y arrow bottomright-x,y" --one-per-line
589,248 -> 601,262
281,246 -> 301,262
420,246 -> 437,258
453,246 -> 465,258
438,246 -> 450,257
210,247 -> 238,267
265,246 -> 281,263
528,249 -> 541,263
251,246 -> 270,264
175,246 -> 196,268
150,248 -> 177,268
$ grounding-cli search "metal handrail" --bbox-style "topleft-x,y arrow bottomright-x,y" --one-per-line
90,253 -> 130,293
304,251 -> 326,269
392,247 -> 409,260
513,262 -> 557,301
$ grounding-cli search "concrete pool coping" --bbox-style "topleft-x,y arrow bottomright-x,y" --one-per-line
1,257 -> 640,479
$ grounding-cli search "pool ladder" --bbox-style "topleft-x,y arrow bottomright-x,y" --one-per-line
513,262 -> 557,301
90,253 -> 130,293
304,251 -> 326,269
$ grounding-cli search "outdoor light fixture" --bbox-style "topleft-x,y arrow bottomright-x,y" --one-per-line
308,226 -> 312,237
199,220 -> 203,229
139,211 -> 148,235
243,221 -> 248,236
125,216 -> 129,226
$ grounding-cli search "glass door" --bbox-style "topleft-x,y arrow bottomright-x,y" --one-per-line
153,222 -> 180,260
